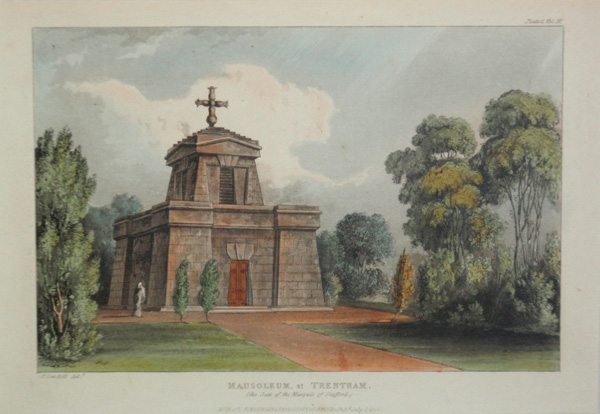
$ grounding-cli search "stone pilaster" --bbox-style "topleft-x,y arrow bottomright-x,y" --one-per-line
274,205 -> 324,307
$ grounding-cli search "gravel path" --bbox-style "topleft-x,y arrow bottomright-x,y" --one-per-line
210,308 -> 458,372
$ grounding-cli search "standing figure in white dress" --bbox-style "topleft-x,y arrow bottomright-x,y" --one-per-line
133,282 -> 146,317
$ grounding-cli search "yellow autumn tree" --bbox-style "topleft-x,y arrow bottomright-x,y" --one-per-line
392,250 -> 415,321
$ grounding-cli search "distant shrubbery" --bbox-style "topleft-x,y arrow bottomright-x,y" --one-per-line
317,213 -> 394,303
83,194 -> 143,305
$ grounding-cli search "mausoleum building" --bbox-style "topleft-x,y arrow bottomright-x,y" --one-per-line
107,88 -> 325,310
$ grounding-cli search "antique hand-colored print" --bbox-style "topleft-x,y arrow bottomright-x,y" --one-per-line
34,27 -> 562,373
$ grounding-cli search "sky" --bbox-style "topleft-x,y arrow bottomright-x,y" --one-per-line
33,26 -> 563,265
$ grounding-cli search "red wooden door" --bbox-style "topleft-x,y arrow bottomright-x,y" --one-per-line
228,260 -> 248,306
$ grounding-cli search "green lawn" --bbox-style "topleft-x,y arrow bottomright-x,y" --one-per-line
298,323 -> 559,371
39,323 -> 306,372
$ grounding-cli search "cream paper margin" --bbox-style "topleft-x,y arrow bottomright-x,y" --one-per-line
0,1 -> 598,413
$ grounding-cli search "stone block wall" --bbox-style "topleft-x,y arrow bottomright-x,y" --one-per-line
107,237 -> 130,308
127,234 -> 154,308
276,229 -> 324,307
164,226 -> 213,306
147,229 -> 169,307
107,202 -> 325,309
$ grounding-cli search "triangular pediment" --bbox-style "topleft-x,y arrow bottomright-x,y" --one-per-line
196,136 -> 261,156
166,127 -> 262,162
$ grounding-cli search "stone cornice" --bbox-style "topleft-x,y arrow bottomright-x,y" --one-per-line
114,201 -> 321,238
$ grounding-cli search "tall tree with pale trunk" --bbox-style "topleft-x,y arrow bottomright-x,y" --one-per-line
473,90 -> 561,273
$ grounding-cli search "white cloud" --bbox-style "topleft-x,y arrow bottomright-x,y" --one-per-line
117,41 -> 160,60
117,31 -> 176,60
63,64 -> 366,188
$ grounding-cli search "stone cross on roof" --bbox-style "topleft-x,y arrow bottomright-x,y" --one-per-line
195,86 -> 228,127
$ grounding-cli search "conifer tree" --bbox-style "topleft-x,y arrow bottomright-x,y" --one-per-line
36,128 -> 101,361
173,259 -> 190,322
198,259 -> 220,322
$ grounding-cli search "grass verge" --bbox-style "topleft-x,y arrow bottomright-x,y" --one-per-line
298,323 -> 559,371
39,323 -> 306,372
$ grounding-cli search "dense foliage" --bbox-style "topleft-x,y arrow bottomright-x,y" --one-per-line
415,237 -> 560,333
36,128 -> 101,361
385,115 -> 501,262
386,91 -> 561,334
83,194 -> 142,304
173,259 -> 190,322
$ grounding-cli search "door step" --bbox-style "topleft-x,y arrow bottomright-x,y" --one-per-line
159,306 -> 333,313
211,306 -> 271,313
271,306 -> 334,312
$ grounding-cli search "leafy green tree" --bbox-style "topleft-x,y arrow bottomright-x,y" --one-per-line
474,90 -> 561,270
83,194 -> 142,304
109,193 -> 144,218
173,259 -> 190,322
416,161 -> 501,259
198,259 -> 220,322
411,114 -> 476,159
385,115 -> 477,204
386,115 -> 500,261
36,128 -> 101,361
316,231 -> 343,305
334,213 -> 394,299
